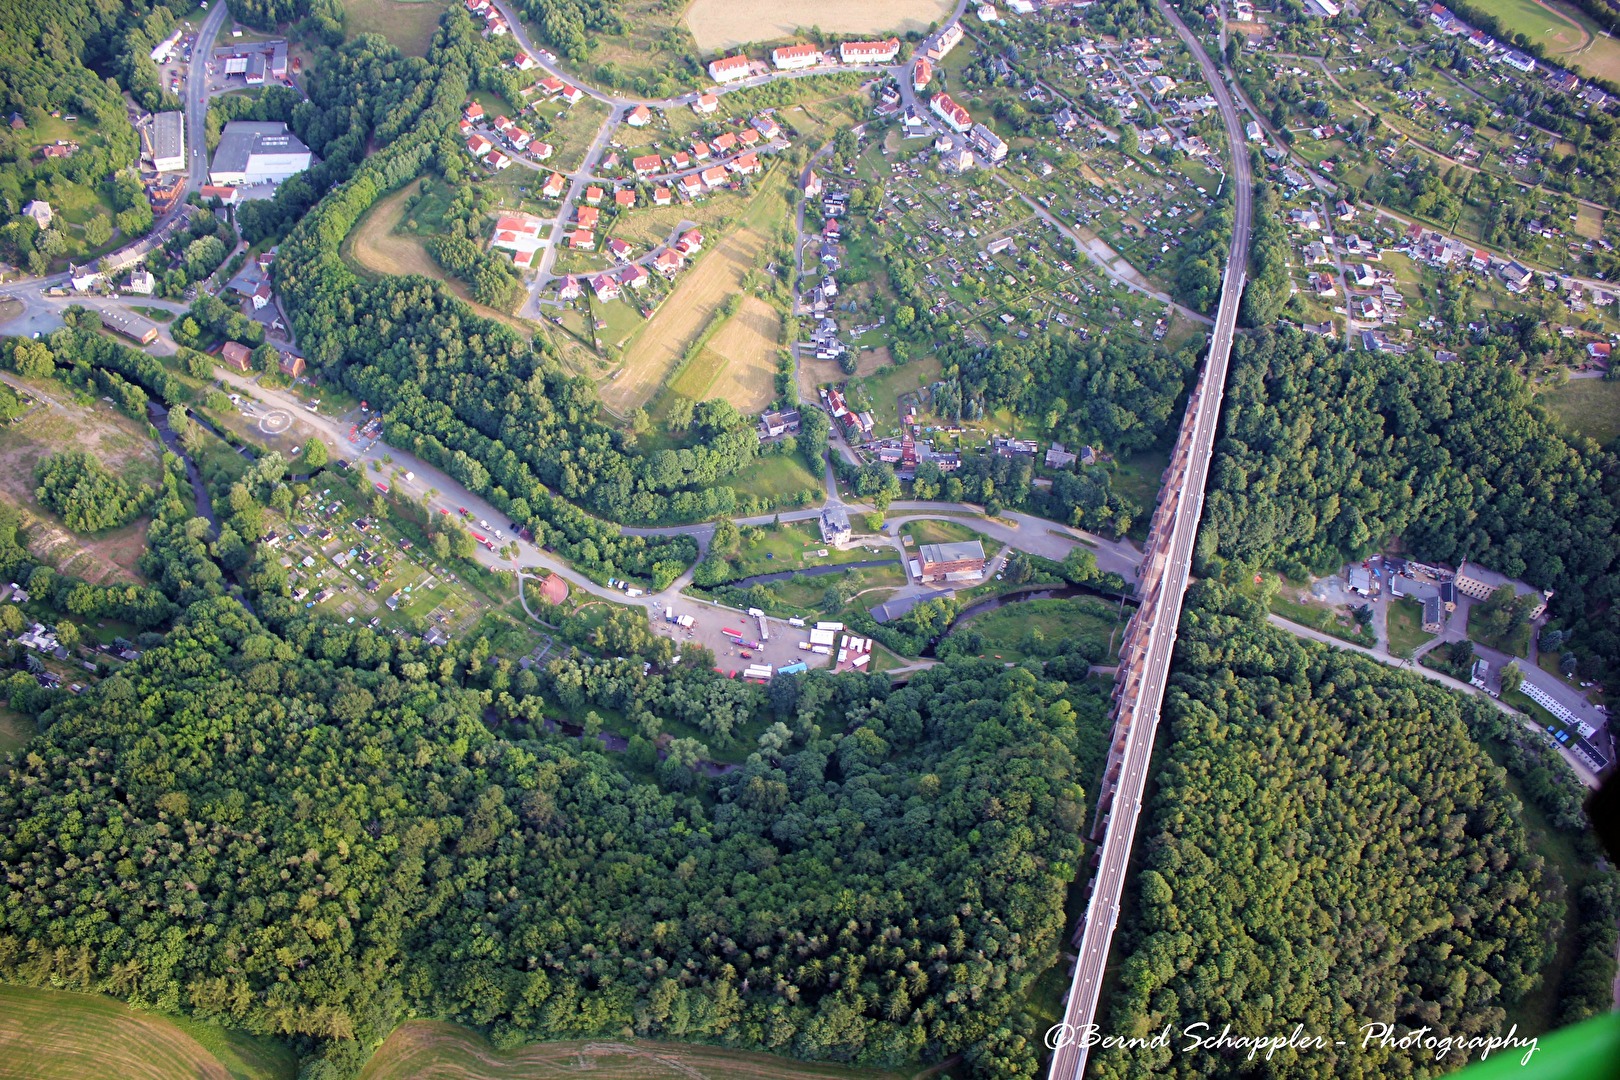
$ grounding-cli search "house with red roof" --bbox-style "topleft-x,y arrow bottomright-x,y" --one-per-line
568,229 -> 595,249
653,186 -> 673,206
542,172 -> 566,198
712,131 -> 738,153
931,92 -> 971,132
556,275 -> 582,300
772,43 -> 821,70
738,128 -> 760,148
680,174 -> 704,197
606,237 -> 633,261
730,152 -> 761,175
489,212 -> 545,266
585,186 -> 604,205
707,55 -> 751,83
803,169 -> 823,197
615,188 -> 636,207
577,206 -> 600,230
467,134 -> 493,157
464,100 -> 485,121
840,37 -> 900,63
691,140 -> 711,160
700,165 -> 728,188
693,93 -> 719,114
591,273 -> 620,300
620,264 -> 650,289
537,75 -> 565,96
627,104 -> 652,127
754,115 -> 781,141
486,150 -> 511,170
913,57 -> 933,91
531,142 -> 553,161
633,154 -> 663,177
559,85 -> 583,105
654,249 -> 685,276
671,150 -> 691,169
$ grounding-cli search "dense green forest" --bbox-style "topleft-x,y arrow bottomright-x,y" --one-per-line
33,450 -> 153,533
1200,327 -> 1620,679
0,585 -> 1094,1077
1092,583 -> 1616,1079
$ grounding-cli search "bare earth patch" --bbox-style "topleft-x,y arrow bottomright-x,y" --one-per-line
685,0 -> 954,52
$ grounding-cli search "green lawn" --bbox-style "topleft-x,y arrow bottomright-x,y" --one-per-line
730,454 -> 820,504
899,517 -> 1004,560
1387,598 -> 1436,658
0,705 -> 36,755
720,520 -> 895,581
949,596 -> 1129,664
851,356 -> 943,439
1539,378 -> 1620,447
343,0 -> 449,56
1468,605 -> 1532,658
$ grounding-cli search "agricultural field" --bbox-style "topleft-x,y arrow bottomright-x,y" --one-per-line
359,1020 -> 909,1080
601,166 -> 791,413
946,594 -> 1129,664
684,0 -> 953,52
667,295 -> 781,411
341,179 -> 535,334
0,985 -> 296,1080
0,376 -> 163,582
1539,377 -> 1620,447
343,0 -> 450,57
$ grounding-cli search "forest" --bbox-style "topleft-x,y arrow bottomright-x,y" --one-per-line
1091,582 -> 1618,1079
33,450 -> 153,534
0,588 -> 1095,1079
1199,327 -> 1620,679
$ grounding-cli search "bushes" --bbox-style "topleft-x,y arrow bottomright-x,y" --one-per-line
33,451 -> 152,533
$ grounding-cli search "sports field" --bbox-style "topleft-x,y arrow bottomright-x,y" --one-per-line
343,180 -> 534,335
602,172 -> 788,413
359,1021 -> 908,1080
685,0 -> 954,51
1486,0 -> 1620,81
0,985 -> 296,1080
667,296 -> 780,411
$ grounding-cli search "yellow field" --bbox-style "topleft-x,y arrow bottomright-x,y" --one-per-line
668,295 -> 780,410
0,985 -> 295,1080
685,0 -> 954,51
603,177 -> 787,412
343,180 -> 534,336
359,1021 -> 908,1080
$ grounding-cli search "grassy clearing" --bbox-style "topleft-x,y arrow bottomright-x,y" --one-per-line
0,705 -> 36,755
0,379 -> 163,581
685,0 -> 953,52
722,518 -> 894,580
1387,597 -> 1436,658
729,454 -> 820,503
1539,377 -> 1620,447
1468,604 -> 1532,658
848,355 -> 942,439
529,96 -> 612,175
343,0 -> 449,56
341,180 -> 534,336
899,517 -> 1002,559
604,169 -> 789,413
0,984 -> 296,1080
361,1021 -> 910,1080
0,299 -> 23,326
951,595 -> 1129,664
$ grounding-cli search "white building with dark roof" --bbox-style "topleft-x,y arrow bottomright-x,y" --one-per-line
209,121 -> 312,186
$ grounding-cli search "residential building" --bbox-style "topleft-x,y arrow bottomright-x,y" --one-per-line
803,169 -> 823,197
568,229 -> 595,250
22,201 -> 51,228
931,92 -> 972,132
913,57 -> 933,91
152,110 -> 186,172
126,269 -> 155,296
913,541 -> 987,583
968,122 -> 1007,163
772,44 -> 821,70
221,341 -> 253,371
577,206 -> 600,230
928,22 -> 964,61
758,409 -> 801,438
840,38 -> 900,64
590,273 -> 620,300
707,55 -> 752,83
556,275 -> 582,300
605,237 -> 633,261
693,93 -> 719,114
615,188 -> 635,207
280,353 -> 305,379
819,504 -> 852,546
1045,443 -> 1077,468
209,121 -> 312,186
585,185 -> 604,205
489,212 -> 545,265
620,264 -> 649,289
633,154 -> 662,177
626,104 -> 651,126
653,186 -> 673,206
653,249 -> 684,276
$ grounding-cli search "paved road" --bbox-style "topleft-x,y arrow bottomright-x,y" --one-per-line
182,2 -> 230,205
1046,4 -> 1253,1076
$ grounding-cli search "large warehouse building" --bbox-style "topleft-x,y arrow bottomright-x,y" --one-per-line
209,121 -> 312,186
152,111 -> 186,173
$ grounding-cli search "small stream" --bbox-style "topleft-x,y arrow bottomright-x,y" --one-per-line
148,402 -> 220,539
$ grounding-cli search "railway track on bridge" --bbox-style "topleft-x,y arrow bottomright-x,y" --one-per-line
1045,4 -> 1254,1077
